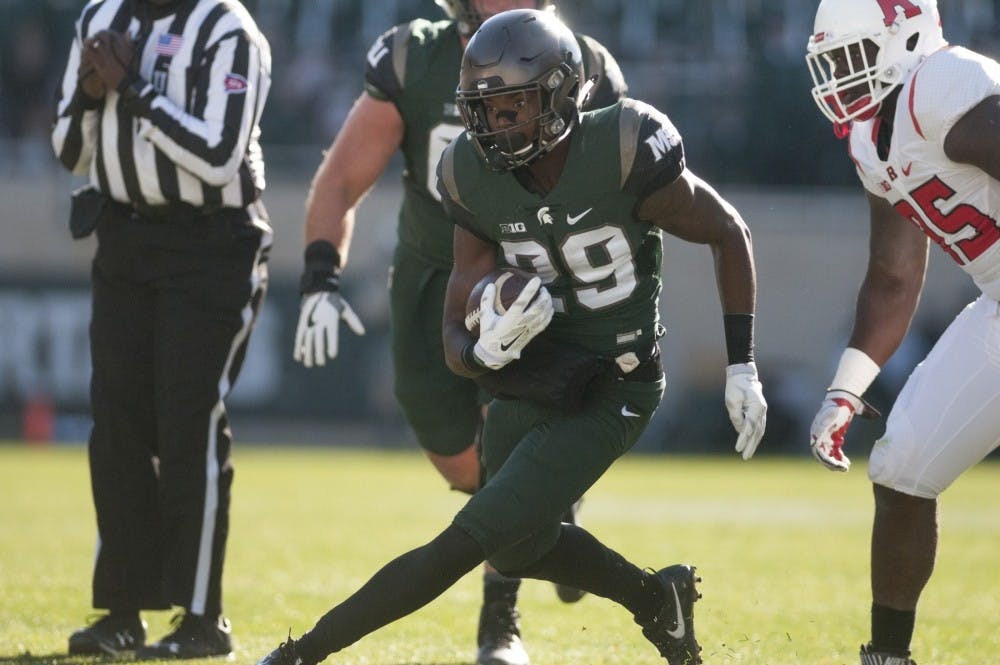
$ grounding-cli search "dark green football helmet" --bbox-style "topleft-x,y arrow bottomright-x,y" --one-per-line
435,0 -> 554,37
456,9 -> 583,171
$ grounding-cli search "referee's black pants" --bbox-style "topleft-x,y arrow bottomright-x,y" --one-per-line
87,202 -> 270,618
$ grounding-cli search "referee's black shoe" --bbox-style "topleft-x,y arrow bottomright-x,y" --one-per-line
136,612 -> 232,660
68,612 -> 147,656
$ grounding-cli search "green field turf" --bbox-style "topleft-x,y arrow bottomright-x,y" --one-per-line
1,444 -> 998,665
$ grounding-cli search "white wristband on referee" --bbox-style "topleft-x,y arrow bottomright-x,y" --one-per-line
829,347 -> 880,397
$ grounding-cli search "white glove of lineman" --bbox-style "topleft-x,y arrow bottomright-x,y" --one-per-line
473,277 -> 554,370
724,362 -> 767,460
293,291 -> 366,368
809,389 -> 880,472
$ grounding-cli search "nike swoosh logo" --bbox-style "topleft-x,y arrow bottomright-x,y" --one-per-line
621,405 -> 640,418
567,208 -> 592,225
665,582 -> 686,639
500,331 -> 525,352
901,162 -> 913,176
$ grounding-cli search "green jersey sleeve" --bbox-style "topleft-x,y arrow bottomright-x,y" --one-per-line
437,137 -> 487,241
365,18 -> 463,268
619,99 -> 685,201
363,23 -> 410,103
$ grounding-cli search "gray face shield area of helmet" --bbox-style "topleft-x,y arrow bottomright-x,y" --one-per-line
458,86 -> 554,170
457,68 -> 577,171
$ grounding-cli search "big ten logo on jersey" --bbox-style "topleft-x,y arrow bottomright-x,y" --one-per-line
499,222 -> 527,234
645,127 -> 674,162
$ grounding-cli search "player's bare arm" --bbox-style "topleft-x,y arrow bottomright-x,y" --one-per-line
304,94 -> 404,262
443,226 -> 498,378
847,192 -> 930,365
294,94 -> 398,366
944,94 -> 1000,180
637,167 -> 764,459
637,169 -> 756,314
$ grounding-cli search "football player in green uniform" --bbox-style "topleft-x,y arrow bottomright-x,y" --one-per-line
261,9 -> 766,665
291,2 -> 626,664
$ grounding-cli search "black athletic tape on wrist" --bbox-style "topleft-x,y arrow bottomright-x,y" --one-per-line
299,240 -> 342,294
461,342 -> 489,374
723,313 -> 755,365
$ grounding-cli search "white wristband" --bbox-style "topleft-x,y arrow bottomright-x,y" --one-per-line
829,347 -> 880,396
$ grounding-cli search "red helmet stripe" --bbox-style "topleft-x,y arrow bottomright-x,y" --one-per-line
873,0 -> 923,27
907,70 -> 925,139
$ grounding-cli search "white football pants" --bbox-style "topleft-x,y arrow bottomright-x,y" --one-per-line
868,295 -> 1000,498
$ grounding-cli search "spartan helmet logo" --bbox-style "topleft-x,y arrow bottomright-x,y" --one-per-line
536,206 -> 554,225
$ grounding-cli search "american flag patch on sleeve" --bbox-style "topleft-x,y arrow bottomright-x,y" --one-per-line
155,33 -> 184,56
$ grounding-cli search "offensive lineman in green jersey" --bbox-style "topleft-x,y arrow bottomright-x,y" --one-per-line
258,10 -> 765,665
291,2 -> 625,664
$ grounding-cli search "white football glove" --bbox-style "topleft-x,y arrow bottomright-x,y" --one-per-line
809,389 -> 881,472
724,362 -> 767,460
473,277 -> 554,370
293,291 -> 366,368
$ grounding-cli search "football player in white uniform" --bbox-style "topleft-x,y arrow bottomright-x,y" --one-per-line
805,0 -> 1000,663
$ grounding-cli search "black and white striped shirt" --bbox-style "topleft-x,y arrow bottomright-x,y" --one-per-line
52,0 -> 271,211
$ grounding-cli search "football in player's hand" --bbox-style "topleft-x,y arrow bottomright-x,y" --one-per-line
465,267 -> 537,338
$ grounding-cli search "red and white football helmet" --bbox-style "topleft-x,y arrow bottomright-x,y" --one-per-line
806,0 -> 946,124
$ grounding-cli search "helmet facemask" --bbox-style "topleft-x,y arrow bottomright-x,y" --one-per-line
456,9 -> 583,171
806,0 -> 946,125
807,36 -> 886,123
457,62 -> 579,171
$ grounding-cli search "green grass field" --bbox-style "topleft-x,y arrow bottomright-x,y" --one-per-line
1,445 -> 998,665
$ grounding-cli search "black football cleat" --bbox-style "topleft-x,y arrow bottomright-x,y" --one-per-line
554,498 -> 587,604
476,600 -> 529,665
68,612 -> 147,656
135,612 -> 232,660
860,643 -> 917,665
636,564 -> 702,665
257,634 -> 314,665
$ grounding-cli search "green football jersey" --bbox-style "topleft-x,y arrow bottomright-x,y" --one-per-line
438,99 -> 685,356
365,18 -> 628,269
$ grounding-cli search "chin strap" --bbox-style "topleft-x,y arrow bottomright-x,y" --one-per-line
576,76 -> 597,109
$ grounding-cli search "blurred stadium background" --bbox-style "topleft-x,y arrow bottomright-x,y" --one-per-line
0,0 -> 994,454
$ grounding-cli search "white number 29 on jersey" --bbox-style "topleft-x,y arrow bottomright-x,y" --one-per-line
500,226 -> 638,310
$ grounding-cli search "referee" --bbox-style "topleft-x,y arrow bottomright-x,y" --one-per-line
51,0 -> 271,659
